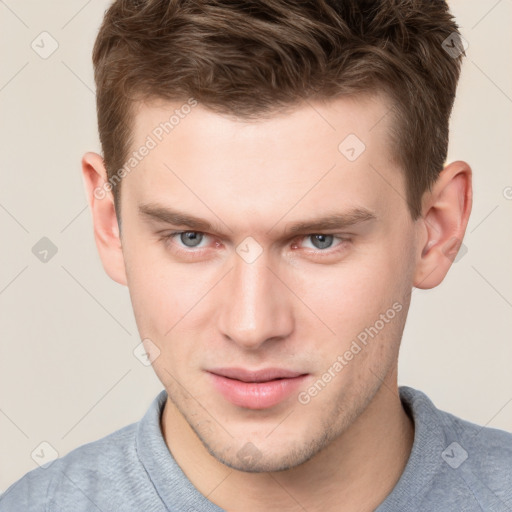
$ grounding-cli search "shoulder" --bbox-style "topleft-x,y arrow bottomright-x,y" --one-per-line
442,406 -> 512,474
399,386 -> 512,509
0,422 -> 138,511
434,410 -> 512,509
401,386 -> 512,464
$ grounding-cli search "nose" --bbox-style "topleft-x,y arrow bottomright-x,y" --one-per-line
217,251 -> 294,351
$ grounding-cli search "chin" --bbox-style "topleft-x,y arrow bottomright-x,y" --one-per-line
195,425 -> 333,474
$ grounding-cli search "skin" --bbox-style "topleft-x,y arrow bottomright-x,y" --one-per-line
81,93 -> 472,511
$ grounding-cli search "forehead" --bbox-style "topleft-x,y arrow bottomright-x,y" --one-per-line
131,92 -> 394,152
122,93 -> 405,232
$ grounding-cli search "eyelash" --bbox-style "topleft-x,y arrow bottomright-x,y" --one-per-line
159,230 -> 351,259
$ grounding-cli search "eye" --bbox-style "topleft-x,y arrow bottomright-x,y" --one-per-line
162,230 -> 210,250
297,234 -> 348,251
302,234 -> 335,250
176,231 -> 205,248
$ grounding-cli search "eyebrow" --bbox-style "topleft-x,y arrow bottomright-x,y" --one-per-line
284,207 -> 377,234
138,202 -> 377,236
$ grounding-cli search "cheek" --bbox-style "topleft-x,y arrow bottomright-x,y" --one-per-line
123,226 -> 200,323
127,266 -> 201,385
124,245 -> 218,372
297,255 -> 401,334
129,269 -> 200,337
124,239 -> 189,338
300,261 -> 407,387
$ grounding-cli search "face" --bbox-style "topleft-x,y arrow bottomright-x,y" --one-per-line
119,94 -> 419,472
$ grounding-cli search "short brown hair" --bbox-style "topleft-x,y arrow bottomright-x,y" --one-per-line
92,0 -> 465,221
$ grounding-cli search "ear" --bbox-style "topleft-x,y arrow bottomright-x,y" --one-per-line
413,160 -> 473,289
81,151 -> 127,286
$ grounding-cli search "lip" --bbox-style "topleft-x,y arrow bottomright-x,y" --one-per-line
206,367 -> 309,409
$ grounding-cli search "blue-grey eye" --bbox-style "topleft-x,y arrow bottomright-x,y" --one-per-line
309,234 -> 334,250
180,231 -> 203,247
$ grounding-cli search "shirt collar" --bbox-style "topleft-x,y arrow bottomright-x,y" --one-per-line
375,385 -> 448,511
136,389 -> 225,511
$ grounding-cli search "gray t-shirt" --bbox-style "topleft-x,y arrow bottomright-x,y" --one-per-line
1,386 -> 511,511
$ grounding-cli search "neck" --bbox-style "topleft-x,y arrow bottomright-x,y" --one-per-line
161,371 -> 414,512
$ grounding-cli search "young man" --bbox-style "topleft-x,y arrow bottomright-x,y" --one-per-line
2,0 -> 511,511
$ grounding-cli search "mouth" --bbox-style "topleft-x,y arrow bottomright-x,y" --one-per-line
206,367 -> 309,409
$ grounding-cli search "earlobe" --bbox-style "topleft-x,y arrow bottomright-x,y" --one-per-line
81,152 -> 128,286
413,160 -> 472,289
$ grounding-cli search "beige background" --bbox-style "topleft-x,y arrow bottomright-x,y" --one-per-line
1,0 -> 511,491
